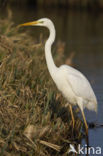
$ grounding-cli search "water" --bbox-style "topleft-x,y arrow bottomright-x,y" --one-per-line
2,6 -> 103,155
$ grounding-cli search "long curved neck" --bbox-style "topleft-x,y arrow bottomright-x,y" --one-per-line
45,22 -> 58,79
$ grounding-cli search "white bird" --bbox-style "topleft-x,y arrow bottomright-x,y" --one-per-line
19,18 -> 97,146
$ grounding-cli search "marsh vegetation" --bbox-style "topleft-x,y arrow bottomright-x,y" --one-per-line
0,10 -> 85,156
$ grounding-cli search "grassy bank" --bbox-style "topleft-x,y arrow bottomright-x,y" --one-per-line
0,14 -> 83,156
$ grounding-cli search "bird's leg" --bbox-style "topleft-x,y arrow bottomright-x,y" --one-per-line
69,105 -> 75,129
81,109 -> 89,155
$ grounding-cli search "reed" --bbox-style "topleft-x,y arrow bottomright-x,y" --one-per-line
0,13 -> 83,156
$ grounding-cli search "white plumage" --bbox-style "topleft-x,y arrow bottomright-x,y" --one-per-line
40,18 -> 97,113
58,65 -> 97,111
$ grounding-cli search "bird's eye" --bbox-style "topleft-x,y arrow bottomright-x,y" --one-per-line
39,21 -> 44,24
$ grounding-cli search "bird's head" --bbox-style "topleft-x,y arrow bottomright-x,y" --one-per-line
18,18 -> 53,28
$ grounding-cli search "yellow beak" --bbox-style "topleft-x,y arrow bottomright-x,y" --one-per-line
18,21 -> 38,28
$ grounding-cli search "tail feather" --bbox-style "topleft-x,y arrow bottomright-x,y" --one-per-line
86,100 -> 97,113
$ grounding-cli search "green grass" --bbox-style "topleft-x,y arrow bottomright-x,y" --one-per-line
0,12 -> 83,156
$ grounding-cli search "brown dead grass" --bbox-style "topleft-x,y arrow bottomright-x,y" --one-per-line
0,11 -> 83,156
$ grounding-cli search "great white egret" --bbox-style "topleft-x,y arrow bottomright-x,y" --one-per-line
19,18 -> 97,147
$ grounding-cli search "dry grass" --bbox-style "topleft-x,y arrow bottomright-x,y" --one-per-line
0,11 -> 84,156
